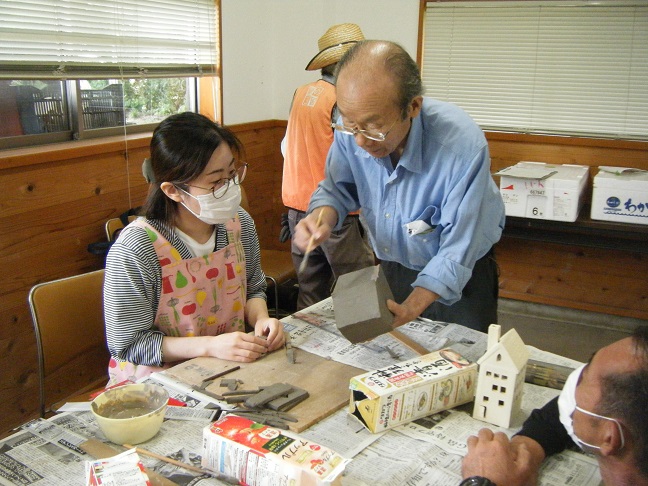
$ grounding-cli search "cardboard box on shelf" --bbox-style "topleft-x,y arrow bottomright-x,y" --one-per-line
349,349 -> 477,433
590,167 -> 648,226
202,414 -> 348,486
494,161 -> 589,222
331,265 -> 394,344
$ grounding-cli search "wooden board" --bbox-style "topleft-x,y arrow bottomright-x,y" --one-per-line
164,349 -> 363,433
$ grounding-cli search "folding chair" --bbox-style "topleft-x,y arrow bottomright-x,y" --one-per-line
105,214 -> 138,241
28,269 -> 110,417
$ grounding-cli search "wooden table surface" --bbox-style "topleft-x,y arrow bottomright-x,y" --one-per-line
164,346 -> 364,432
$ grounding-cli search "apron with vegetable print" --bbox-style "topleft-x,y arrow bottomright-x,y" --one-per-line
107,217 -> 246,385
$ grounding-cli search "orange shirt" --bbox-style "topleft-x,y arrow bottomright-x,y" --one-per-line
282,79 -> 336,212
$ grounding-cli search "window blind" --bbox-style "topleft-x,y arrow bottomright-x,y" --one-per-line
422,1 -> 648,140
0,0 -> 219,79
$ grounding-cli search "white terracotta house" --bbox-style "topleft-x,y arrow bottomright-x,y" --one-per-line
473,324 -> 529,428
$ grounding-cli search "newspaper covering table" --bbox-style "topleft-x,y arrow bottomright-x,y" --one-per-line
0,298 -> 602,485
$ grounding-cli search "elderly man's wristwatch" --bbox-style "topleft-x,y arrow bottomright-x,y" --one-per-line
459,477 -> 497,486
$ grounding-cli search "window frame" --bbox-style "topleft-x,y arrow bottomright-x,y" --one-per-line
0,0 -> 221,151
418,0 -> 648,142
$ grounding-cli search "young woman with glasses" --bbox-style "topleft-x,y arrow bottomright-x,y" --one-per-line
104,112 -> 285,386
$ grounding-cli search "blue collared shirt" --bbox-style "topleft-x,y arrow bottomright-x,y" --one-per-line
309,98 -> 505,305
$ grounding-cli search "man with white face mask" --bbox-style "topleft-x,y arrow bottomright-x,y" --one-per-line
460,325 -> 648,486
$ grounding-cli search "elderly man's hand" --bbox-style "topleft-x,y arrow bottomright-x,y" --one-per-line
387,286 -> 439,328
292,207 -> 336,252
462,429 -> 539,486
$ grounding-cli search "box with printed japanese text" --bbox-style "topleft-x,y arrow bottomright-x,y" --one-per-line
348,348 -> 477,433
201,414 -> 349,486
494,161 -> 589,222
590,167 -> 648,225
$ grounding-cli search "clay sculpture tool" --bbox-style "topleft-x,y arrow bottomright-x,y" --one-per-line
298,209 -> 324,274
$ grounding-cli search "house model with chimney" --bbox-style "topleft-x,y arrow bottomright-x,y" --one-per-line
472,324 -> 530,428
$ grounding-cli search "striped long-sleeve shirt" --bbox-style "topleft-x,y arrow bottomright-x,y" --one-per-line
104,208 -> 267,367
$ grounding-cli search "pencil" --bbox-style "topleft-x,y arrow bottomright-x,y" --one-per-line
123,444 -> 238,483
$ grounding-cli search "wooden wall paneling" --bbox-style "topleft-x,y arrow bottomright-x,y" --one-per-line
497,238 -> 648,319
488,132 -> 648,320
487,133 -> 648,174
0,120 -> 645,438
0,138 -> 151,438
231,121 -> 289,252
0,294 -> 40,428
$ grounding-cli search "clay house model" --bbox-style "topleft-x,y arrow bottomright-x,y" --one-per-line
473,324 -> 529,428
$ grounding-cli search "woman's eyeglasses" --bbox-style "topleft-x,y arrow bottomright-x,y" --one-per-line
186,163 -> 248,199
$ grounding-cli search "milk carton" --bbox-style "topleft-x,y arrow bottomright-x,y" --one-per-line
349,349 -> 477,433
202,414 -> 349,485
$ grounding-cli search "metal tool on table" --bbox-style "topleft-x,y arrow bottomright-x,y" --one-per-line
525,359 -> 575,390
193,366 -> 241,401
123,443 -> 239,484
298,209 -> 325,274
285,331 -> 295,364
219,382 -> 309,428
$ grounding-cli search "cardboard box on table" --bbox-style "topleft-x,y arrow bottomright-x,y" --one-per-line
331,265 -> 394,344
349,349 -> 477,433
590,167 -> 648,225
495,161 -> 589,222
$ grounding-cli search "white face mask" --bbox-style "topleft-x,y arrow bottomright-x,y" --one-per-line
558,363 -> 625,451
181,183 -> 241,225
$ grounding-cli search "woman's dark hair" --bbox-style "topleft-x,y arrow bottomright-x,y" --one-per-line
144,112 -> 244,223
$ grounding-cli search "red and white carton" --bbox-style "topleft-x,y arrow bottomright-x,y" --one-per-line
202,414 -> 349,486
85,448 -> 151,486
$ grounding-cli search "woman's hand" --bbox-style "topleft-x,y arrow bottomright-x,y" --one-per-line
244,297 -> 286,352
163,332 -> 270,363
202,332 -> 269,362
253,317 -> 286,351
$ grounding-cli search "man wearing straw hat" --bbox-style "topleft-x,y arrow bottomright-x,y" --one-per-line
281,23 -> 374,310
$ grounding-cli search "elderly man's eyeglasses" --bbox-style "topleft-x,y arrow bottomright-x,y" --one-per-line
186,163 -> 248,199
331,118 -> 399,142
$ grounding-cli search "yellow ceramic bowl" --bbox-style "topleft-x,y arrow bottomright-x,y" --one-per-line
91,383 -> 168,445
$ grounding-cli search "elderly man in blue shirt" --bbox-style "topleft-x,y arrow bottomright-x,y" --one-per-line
293,40 -> 505,332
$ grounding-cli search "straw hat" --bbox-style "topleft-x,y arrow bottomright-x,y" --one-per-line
305,23 -> 365,71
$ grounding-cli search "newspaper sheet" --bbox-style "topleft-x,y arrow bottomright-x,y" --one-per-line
303,403 -> 600,486
282,298 -> 489,370
299,408 -> 384,459
528,345 -> 584,369
0,298 -> 601,485
340,422 -> 601,486
282,300 -> 601,486
0,412 -> 232,486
